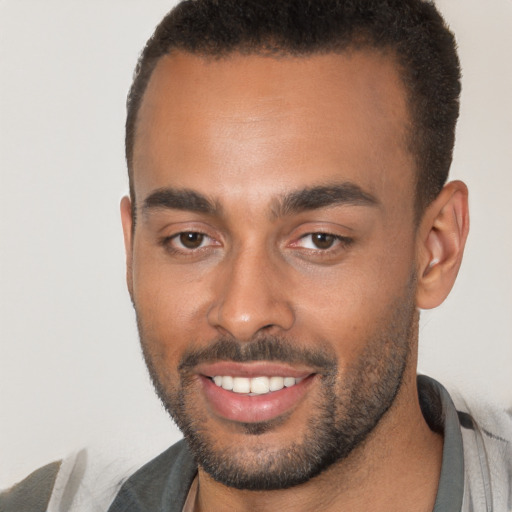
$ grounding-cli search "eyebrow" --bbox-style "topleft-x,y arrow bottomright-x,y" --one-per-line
142,188 -> 219,216
272,182 -> 379,218
141,182 -> 378,219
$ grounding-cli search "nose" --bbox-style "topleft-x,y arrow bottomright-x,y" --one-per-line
207,248 -> 295,341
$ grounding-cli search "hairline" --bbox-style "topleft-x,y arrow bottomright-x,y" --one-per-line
127,44 -> 428,227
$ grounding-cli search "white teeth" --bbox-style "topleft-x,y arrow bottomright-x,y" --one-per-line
269,376 -> 284,391
221,375 -> 234,391
284,377 -> 296,387
233,377 -> 251,393
250,376 -> 270,394
212,375 -> 300,395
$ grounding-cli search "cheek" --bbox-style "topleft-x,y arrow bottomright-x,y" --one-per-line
291,246 -> 415,354
131,255 -> 214,364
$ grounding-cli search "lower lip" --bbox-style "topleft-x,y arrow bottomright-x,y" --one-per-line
200,375 -> 315,424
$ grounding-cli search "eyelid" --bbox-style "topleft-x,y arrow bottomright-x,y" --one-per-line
154,218 -> 219,236
286,221 -> 354,245
160,229 -> 222,253
290,232 -> 353,250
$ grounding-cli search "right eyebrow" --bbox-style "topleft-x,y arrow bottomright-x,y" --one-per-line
141,187 -> 220,216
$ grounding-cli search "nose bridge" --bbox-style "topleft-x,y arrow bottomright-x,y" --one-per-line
208,242 -> 294,340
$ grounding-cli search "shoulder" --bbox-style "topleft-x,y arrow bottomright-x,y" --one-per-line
108,439 -> 197,512
0,441 -> 196,512
0,460 -> 62,512
0,449 -> 92,512
419,375 -> 512,511
452,390 -> 512,511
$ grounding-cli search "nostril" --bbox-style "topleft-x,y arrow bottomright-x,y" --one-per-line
206,288 -> 295,339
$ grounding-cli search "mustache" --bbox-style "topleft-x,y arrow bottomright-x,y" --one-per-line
178,336 -> 337,375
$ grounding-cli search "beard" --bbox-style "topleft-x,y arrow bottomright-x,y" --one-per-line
136,280 -> 416,491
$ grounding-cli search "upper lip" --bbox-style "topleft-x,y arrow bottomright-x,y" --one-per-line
195,361 -> 315,379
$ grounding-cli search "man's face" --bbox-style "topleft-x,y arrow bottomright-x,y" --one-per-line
126,51 -> 420,489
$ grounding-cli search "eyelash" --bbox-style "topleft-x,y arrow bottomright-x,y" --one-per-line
160,232 -> 218,255
160,231 -> 353,258
292,233 -> 354,253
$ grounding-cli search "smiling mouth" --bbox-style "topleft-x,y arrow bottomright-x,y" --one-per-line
199,369 -> 316,423
210,375 -> 304,395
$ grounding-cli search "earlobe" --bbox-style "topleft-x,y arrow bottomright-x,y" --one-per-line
416,180 -> 469,309
120,196 -> 134,299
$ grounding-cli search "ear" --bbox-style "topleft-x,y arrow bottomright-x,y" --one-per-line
416,180 -> 469,309
120,196 -> 134,299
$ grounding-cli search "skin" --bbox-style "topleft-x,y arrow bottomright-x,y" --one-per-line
121,51 -> 469,511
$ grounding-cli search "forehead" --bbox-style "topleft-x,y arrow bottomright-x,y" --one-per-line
133,50 -> 415,214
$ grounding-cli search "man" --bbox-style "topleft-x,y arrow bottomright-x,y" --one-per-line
1,0 -> 510,511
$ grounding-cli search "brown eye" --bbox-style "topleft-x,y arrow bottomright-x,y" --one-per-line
179,232 -> 205,249
311,233 -> 336,249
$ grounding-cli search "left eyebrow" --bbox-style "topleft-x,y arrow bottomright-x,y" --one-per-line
272,182 -> 379,218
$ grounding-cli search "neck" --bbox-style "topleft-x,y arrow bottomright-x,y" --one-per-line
194,369 -> 443,512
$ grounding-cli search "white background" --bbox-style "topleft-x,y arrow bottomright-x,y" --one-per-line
1,0 -> 511,489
